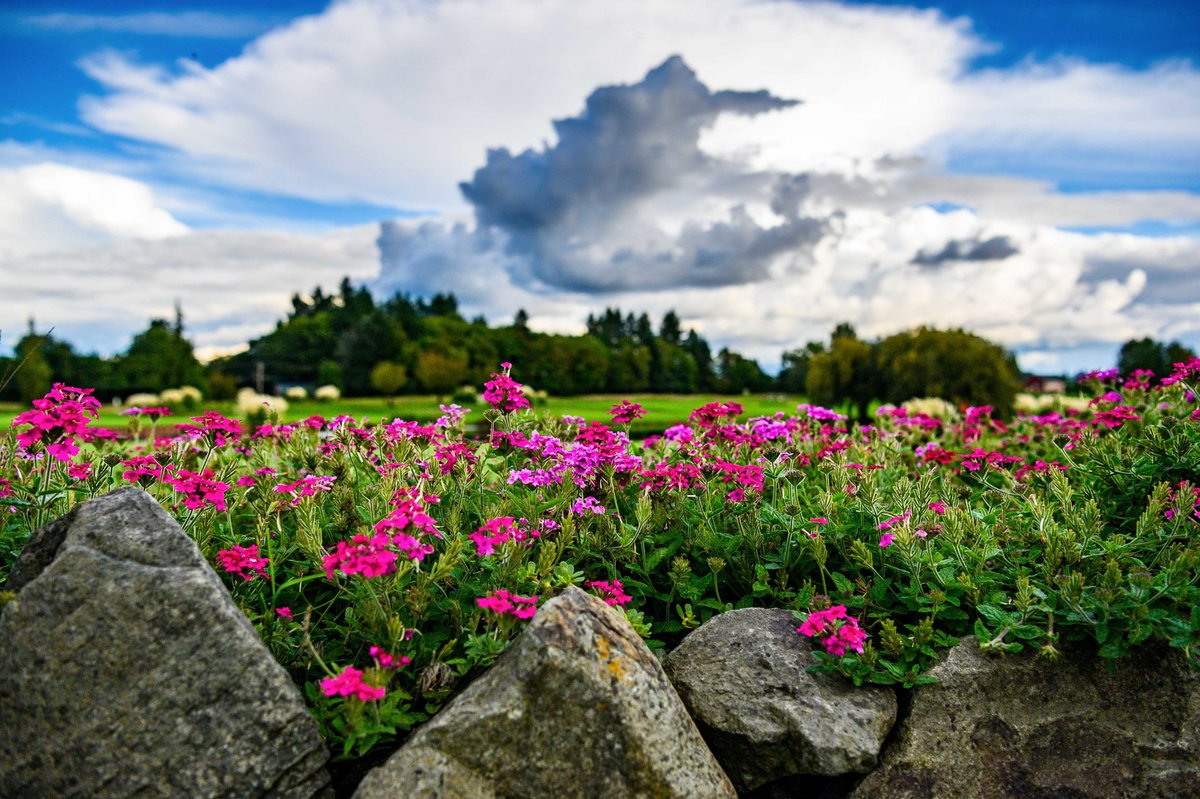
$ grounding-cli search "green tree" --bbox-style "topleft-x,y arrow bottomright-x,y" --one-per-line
806,332 -> 877,421
1118,337 -> 1195,378
875,327 -> 1021,416
11,334 -> 54,402
414,349 -> 469,397
119,319 -> 204,392
370,361 -> 408,404
778,340 -> 826,394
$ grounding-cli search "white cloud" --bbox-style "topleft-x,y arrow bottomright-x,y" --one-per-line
0,226 -> 380,355
75,0 -> 1198,215
0,163 -> 187,257
7,0 -> 1198,374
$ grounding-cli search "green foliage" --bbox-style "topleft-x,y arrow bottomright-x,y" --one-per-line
875,327 -> 1022,416
369,361 -> 408,401
3,369 -> 1199,760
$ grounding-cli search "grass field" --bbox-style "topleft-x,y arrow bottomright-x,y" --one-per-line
0,393 -> 814,437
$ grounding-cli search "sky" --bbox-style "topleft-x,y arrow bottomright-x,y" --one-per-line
1,0 -> 1198,375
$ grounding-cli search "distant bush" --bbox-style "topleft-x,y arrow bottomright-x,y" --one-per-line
314,384 -> 341,402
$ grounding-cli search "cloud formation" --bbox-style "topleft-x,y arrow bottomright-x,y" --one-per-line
0,163 -> 187,257
458,55 -> 821,291
912,235 -> 1019,266
3,0 -> 1196,376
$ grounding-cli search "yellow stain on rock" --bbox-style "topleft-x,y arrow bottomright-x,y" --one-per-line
595,634 -> 628,683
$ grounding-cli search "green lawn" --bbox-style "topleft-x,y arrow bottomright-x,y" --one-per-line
0,393 -> 811,436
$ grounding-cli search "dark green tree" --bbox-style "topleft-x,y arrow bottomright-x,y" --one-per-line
119,319 -> 204,393
875,327 -> 1021,416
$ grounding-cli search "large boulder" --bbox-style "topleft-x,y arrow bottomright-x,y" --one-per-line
354,585 -> 737,799
0,487 -> 331,798
663,608 -> 897,791
851,636 -> 1200,799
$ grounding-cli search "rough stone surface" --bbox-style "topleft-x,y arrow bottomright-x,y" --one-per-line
851,636 -> 1200,799
354,585 -> 737,799
0,487 -> 332,799
663,608 -> 897,791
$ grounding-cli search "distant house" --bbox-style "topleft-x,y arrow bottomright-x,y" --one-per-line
1022,375 -> 1067,394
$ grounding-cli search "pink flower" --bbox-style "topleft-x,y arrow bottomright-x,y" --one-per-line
0,478 -> 12,500
586,579 -> 633,607
609,400 -> 646,424
217,544 -> 269,581
165,468 -> 230,511
483,367 -> 531,413
369,645 -> 412,670
178,411 -> 243,447
323,533 -> 399,579
275,607 -> 294,620
321,666 -> 386,702
67,462 -> 93,481
879,532 -> 896,548
571,496 -> 606,516
13,384 -> 100,461
928,500 -> 947,514
796,605 -> 867,657
469,516 -> 539,555
877,510 -> 911,531
477,589 -> 539,620
809,517 -> 829,525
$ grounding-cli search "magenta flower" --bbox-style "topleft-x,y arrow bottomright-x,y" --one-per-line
796,605 -> 867,656
477,588 -> 539,620
483,365 -> 531,413
217,544 -> 269,581
276,607 -> 294,620
586,579 -> 633,607
321,666 -> 386,702
928,500 -> 947,514
609,400 -> 646,424
879,532 -> 896,548
13,384 -> 101,462
323,533 -> 400,579
369,645 -> 412,670
166,468 -> 230,511
67,462 -> 93,481
178,411 -> 243,447
571,496 -> 606,516
469,516 -> 537,555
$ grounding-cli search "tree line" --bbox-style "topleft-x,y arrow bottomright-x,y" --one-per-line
3,276 -> 1193,412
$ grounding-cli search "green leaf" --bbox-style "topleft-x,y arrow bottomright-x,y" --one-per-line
831,572 -> 854,595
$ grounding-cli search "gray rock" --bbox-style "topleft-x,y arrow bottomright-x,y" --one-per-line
663,608 -> 897,791
0,487 -> 331,798
354,585 -> 737,799
851,636 -> 1200,799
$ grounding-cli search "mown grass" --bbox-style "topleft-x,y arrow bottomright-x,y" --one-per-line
0,393 -> 813,435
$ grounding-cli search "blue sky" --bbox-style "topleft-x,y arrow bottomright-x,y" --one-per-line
1,0 -> 1198,373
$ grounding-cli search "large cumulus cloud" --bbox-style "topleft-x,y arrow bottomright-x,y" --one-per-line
456,56 -> 823,291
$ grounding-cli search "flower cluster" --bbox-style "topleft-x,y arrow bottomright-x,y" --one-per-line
483,364 -> 531,414
586,579 -> 632,606
469,516 -> 540,556
369,645 -> 412,670
797,605 -> 869,656
13,383 -> 101,461
609,400 -> 646,424
321,666 -> 385,702
217,544 -> 269,581
476,589 -> 539,619
323,533 -> 399,579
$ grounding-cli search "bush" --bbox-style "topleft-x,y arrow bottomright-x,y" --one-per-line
314,384 -> 341,402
